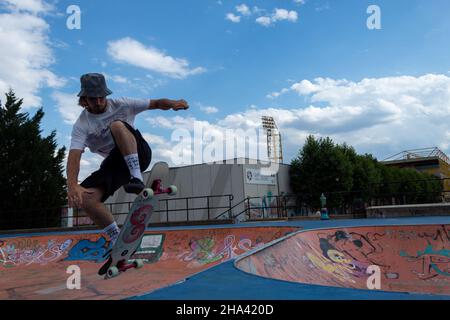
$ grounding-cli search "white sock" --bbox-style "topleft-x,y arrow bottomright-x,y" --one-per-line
103,222 -> 120,244
124,153 -> 143,181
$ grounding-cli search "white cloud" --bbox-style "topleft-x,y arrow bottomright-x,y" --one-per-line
142,133 -> 167,146
143,114 -> 271,165
110,75 -> 128,84
140,73 -> 450,165
273,8 -> 298,22
267,88 -> 289,99
140,133 -> 180,165
315,3 -> 331,12
256,8 -> 298,27
107,37 -> 206,79
1,0 -> 54,14
0,5 -> 65,109
79,154 -> 104,181
252,6 -> 265,15
52,91 -> 82,125
255,16 -> 272,27
227,5 -> 297,27
236,4 -> 251,16
61,149 -> 104,181
225,13 -> 241,23
102,72 -> 129,84
200,105 -> 219,114
146,115 -> 201,131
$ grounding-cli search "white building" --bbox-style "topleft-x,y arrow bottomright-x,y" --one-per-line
105,158 -> 294,224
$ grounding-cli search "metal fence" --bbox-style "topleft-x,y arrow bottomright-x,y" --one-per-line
229,178 -> 448,221
0,194 -> 234,231
60,194 -> 234,228
1,178 -> 448,230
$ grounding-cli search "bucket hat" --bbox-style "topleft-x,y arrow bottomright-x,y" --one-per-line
77,73 -> 112,97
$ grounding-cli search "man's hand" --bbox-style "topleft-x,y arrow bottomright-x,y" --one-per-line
68,184 -> 93,209
150,99 -> 189,111
171,99 -> 189,111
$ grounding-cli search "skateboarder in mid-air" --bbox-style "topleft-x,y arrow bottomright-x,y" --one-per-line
67,73 -> 188,245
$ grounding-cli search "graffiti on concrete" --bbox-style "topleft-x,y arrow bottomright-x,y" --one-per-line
177,234 -> 267,268
302,230 -> 385,284
246,192 -> 282,219
65,236 -> 111,263
305,250 -> 360,284
320,230 -> 387,267
238,224 -> 449,295
307,227 -> 450,283
400,245 -> 450,279
183,236 -> 224,265
398,225 -> 450,279
0,238 -> 72,267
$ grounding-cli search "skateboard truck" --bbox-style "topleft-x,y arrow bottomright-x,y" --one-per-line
106,259 -> 145,278
151,179 -> 177,196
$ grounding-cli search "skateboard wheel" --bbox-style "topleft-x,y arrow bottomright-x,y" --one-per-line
168,185 -> 177,196
134,259 -> 144,269
107,266 -> 119,278
142,188 -> 154,199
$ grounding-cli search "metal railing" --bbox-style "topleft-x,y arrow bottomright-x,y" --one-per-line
0,194 -> 235,230
67,194 -> 234,227
1,178 -> 448,230
229,177 -> 448,221
229,195 -> 310,221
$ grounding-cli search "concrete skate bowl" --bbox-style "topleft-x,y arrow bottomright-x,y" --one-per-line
0,226 -> 297,300
235,224 -> 450,296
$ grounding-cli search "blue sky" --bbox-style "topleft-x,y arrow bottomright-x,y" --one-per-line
1,0 -> 450,179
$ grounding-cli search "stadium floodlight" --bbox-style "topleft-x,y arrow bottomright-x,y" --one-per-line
261,116 -> 283,164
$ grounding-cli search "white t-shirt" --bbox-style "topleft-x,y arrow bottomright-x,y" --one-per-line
70,97 -> 150,157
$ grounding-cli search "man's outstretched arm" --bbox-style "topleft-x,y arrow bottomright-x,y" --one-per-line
149,99 -> 189,111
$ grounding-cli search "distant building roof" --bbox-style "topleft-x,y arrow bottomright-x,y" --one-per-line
382,147 -> 450,166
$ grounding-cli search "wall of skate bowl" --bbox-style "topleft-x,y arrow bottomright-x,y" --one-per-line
0,226 -> 297,299
235,224 -> 450,296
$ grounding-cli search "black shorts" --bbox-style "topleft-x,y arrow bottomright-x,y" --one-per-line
80,121 -> 152,202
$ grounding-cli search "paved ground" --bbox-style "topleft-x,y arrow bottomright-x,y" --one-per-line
0,216 -> 449,300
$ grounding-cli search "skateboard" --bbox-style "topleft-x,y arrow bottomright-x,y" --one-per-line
99,161 -> 177,279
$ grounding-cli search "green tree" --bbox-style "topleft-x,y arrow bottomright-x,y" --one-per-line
0,90 -> 66,230
375,163 -> 442,205
290,135 -> 444,214
337,144 -> 382,210
290,135 -> 353,211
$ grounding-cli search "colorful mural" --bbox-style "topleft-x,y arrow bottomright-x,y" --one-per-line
246,192 -> 283,219
0,226 -> 297,300
236,224 -> 450,295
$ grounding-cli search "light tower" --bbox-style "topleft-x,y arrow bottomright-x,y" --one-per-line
261,116 -> 283,163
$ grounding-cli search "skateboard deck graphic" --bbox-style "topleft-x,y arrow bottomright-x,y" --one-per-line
99,161 -> 176,279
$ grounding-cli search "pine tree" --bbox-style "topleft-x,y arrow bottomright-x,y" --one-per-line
0,90 -> 66,230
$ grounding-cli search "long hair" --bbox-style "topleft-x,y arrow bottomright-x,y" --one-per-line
78,96 -> 88,108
